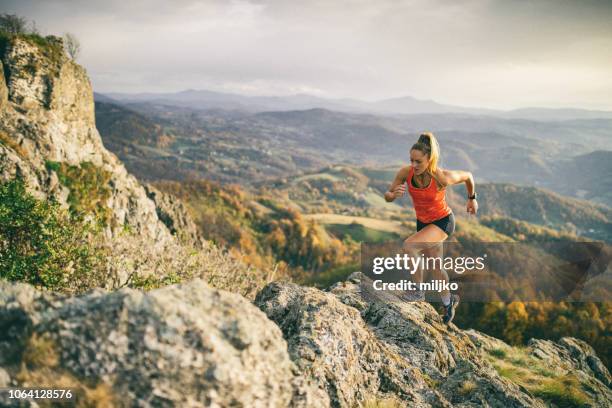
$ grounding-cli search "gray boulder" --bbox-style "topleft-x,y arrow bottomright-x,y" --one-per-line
0,279 -> 322,407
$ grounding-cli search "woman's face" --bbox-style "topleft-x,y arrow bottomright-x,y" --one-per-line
410,149 -> 429,175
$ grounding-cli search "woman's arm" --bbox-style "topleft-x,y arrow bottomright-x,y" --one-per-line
384,166 -> 410,202
437,168 -> 478,214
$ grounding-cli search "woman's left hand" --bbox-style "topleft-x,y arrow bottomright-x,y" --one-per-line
467,199 -> 478,215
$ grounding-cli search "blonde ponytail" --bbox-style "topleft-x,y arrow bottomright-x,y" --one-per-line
412,132 -> 440,173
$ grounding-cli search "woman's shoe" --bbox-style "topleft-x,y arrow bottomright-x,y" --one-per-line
401,290 -> 425,302
442,294 -> 460,324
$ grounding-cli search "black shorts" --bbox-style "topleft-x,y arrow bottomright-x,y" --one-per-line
416,212 -> 455,236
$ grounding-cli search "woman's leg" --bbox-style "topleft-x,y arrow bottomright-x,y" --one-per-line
422,240 -> 450,304
403,224 -> 448,285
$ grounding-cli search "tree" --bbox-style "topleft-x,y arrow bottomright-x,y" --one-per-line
63,32 -> 80,60
0,14 -> 27,34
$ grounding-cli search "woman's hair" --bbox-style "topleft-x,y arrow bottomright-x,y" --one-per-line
411,132 -> 440,173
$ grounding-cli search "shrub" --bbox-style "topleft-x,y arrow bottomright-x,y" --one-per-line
0,177 -> 103,292
46,161 -> 113,226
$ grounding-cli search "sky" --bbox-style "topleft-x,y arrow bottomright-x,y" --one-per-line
3,0 -> 612,110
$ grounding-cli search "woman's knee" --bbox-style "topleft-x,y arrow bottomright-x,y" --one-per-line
403,238 -> 423,255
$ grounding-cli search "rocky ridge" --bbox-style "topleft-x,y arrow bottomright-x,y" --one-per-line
1,273 -> 610,407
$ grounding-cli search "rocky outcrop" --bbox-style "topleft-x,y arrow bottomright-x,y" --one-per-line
144,183 -> 203,246
256,273 -> 546,407
1,274 -> 610,407
0,35 -> 194,247
0,279 -> 324,407
527,337 -> 611,387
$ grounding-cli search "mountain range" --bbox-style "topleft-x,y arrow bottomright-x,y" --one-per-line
99,90 -> 612,121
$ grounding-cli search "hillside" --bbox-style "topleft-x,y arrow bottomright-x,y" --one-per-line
461,184 -> 611,241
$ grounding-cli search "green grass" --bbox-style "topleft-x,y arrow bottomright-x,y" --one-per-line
303,262 -> 358,288
532,376 -> 591,408
488,348 -> 507,358
486,346 -> 592,407
326,222 -> 400,243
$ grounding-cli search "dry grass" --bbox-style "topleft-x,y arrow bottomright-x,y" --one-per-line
85,229 -> 285,300
0,130 -> 28,158
458,380 -> 477,396
14,333 -> 118,407
22,333 -> 59,368
360,396 -> 403,408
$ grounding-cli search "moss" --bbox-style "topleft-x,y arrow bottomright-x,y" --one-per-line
422,373 -> 440,389
49,161 -> 112,226
44,159 -> 60,172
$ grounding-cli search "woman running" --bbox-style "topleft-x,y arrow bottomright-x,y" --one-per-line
384,132 -> 478,324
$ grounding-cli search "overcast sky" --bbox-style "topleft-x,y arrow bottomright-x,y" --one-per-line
3,0 -> 612,110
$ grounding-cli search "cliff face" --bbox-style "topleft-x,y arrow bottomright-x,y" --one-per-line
0,35 -> 196,245
1,274 -> 610,407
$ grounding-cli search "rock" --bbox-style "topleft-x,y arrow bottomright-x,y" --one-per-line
0,367 -> 10,387
144,183 -> 203,247
2,272 -> 611,407
255,275 -> 544,407
0,279 -> 319,407
0,61 -> 8,109
464,329 -> 512,352
527,337 -> 612,404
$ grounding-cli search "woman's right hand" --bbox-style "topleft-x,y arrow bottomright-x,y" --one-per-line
392,183 -> 406,198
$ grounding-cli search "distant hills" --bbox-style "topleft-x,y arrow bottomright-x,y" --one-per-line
94,98 -> 612,207
98,90 -> 612,121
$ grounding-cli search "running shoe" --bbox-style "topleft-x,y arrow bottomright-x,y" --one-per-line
401,290 -> 425,302
442,294 -> 460,324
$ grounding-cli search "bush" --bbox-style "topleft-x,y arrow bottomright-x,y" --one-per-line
46,161 -> 112,226
0,175 -> 286,298
0,177 -> 102,291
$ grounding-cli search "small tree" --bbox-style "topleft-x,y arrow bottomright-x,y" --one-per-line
0,13 -> 27,34
63,32 -> 80,60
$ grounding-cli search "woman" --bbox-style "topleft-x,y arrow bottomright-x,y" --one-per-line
384,132 -> 478,324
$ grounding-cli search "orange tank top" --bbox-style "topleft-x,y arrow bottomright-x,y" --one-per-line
407,166 -> 452,223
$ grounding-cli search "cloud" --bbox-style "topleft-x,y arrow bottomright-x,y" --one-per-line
3,0 -> 611,109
